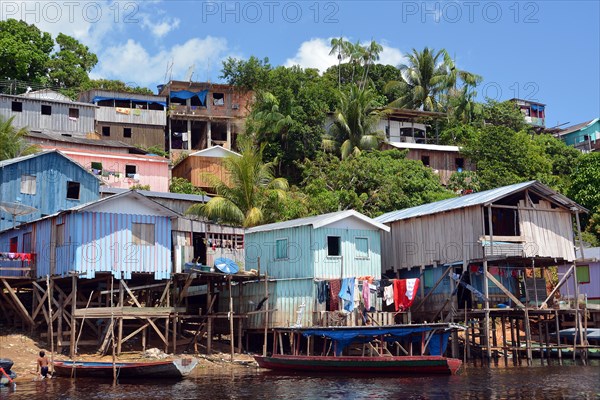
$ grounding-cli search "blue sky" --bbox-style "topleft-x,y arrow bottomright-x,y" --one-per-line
2,0 -> 598,127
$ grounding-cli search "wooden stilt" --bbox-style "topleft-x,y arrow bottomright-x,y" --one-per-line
117,280 -> 124,355
524,309 -> 532,364
229,276 -> 235,361
491,316 -> 498,361
483,258 -> 491,360
539,318 -> 544,364
501,316 -> 508,363
70,275 -> 77,357
555,310 -> 562,364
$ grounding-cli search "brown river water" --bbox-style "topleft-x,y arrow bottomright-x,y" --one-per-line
2,360 -> 599,399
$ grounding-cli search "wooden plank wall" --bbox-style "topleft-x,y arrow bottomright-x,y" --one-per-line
381,206 -> 484,270
172,156 -> 231,190
518,200 -> 576,261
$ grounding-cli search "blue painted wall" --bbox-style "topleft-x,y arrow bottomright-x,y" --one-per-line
0,151 -> 100,231
561,119 -> 599,146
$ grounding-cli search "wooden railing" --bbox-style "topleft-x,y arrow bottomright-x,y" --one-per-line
314,311 -> 403,327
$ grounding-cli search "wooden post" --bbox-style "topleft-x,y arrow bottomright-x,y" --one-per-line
172,315 -> 177,355
229,276 -> 235,361
117,279 -> 124,355
46,276 -> 55,373
491,316 -> 498,361
523,308 -> 532,364
501,316 -> 507,363
555,310 -> 562,364
110,277 -> 116,383
539,318 -> 544,364
575,211 -> 585,260
483,259 -> 491,360
70,275 -> 77,357
207,279 -> 212,355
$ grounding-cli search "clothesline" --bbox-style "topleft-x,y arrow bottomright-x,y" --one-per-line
0,252 -> 33,262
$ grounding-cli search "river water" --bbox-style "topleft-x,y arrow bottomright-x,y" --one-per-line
2,360 -> 598,399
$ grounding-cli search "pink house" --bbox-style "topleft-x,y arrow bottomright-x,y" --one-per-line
40,146 -> 170,192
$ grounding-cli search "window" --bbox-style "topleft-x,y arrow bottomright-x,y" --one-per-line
355,237 -> 369,258
9,237 -> 18,253
91,161 -> 103,175
132,223 -> 155,245
125,165 -> 137,178
11,101 -> 22,112
421,155 -> 430,167
576,265 -> 590,284
68,108 -> 79,119
123,127 -> 132,138
20,175 -> 36,195
423,268 -> 434,289
327,236 -> 341,257
41,105 -> 52,115
66,181 -> 81,200
275,238 -> 288,260
56,223 -> 65,247
213,93 -> 224,106
455,158 -> 465,170
102,126 -> 111,136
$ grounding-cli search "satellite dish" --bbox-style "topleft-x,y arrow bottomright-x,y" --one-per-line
0,202 -> 38,229
184,64 -> 196,83
214,257 -> 239,275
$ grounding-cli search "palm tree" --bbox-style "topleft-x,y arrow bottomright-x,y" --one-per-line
186,137 -> 289,227
0,115 -> 38,161
324,85 -> 384,159
329,37 -> 350,88
385,47 -> 449,111
360,40 -> 384,89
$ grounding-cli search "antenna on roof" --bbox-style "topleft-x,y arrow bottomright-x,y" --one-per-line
185,64 -> 196,83
164,60 -> 174,83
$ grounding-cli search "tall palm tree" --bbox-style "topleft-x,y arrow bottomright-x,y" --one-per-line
186,137 -> 289,227
385,47 -> 449,111
329,37 -> 350,88
360,40 -> 384,89
0,115 -> 38,161
324,85 -> 384,159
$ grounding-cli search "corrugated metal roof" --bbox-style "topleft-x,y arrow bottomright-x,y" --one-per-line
246,210 -> 390,233
100,186 -> 211,203
27,130 -> 145,152
375,181 -> 586,224
0,149 -> 99,181
558,118 -> 599,136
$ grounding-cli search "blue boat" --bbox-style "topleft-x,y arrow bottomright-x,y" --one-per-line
52,358 -> 198,379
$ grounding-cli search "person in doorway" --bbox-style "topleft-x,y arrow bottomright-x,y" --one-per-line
37,351 -> 50,379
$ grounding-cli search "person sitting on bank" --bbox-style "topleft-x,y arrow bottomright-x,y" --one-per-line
37,351 -> 50,379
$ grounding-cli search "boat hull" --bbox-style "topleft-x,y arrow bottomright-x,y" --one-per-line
53,359 -> 198,379
254,355 -> 462,375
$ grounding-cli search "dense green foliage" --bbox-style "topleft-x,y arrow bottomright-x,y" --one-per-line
169,177 -> 206,196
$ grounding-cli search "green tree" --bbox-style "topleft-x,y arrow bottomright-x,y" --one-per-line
301,150 -> 454,217
220,56 -> 271,91
461,125 -> 552,190
386,47 -> 449,111
324,85 -> 384,159
568,152 -> 600,213
186,138 -> 289,227
79,79 -> 154,96
481,100 -> 528,132
0,116 -> 39,160
532,134 -> 581,191
0,19 -> 53,83
47,33 -> 98,90
169,177 -> 206,196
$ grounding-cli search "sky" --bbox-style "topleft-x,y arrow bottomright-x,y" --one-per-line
1,0 -> 599,128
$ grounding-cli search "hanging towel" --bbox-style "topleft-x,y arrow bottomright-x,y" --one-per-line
394,278 -> 421,311
317,281 -> 329,304
383,284 -> 394,306
339,277 -> 355,312
393,279 -> 405,311
329,279 -> 341,311
362,280 -> 370,310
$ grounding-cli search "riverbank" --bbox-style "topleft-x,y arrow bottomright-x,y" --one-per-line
0,328 -> 256,382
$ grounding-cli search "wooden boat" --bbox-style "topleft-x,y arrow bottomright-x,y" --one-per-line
52,358 -> 198,379
255,323 -> 464,375
0,359 -> 16,386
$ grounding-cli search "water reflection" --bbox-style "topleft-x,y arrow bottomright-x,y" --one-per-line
3,360 -> 598,400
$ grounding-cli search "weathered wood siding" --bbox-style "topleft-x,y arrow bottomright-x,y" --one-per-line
95,122 -> 165,149
172,155 -> 231,190
518,200 -> 576,261
402,148 -> 475,185
381,206 -> 484,270
0,94 -> 96,134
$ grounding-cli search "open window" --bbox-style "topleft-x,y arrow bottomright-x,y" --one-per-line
9,237 -> 18,253
66,181 -> 81,200
455,158 -> 465,170
421,155 -> 430,167
69,108 -> 79,119
91,161 -> 103,175
11,101 -> 23,112
213,93 -> 225,106
102,126 -> 111,136
125,165 -> 137,178
327,236 -> 341,257
123,127 -> 132,138
41,105 -> 52,115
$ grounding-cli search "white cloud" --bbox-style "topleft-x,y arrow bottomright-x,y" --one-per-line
95,36 -> 230,87
285,38 -> 405,72
140,14 -> 180,38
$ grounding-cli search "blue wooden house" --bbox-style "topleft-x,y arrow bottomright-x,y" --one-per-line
0,150 -> 100,231
0,190 -> 178,280
222,210 -> 390,329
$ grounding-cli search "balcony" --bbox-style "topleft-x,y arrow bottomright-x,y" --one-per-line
524,116 -> 545,127
169,104 -> 245,120
96,107 -> 166,126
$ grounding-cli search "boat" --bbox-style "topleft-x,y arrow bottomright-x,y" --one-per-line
52,358 -> 198,379
254,323 -> 464,375
554,328 -> 600,344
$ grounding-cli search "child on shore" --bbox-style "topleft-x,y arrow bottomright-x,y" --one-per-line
37,351 -> 50,379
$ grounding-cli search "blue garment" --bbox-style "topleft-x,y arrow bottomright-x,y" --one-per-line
338,278 -> 355,312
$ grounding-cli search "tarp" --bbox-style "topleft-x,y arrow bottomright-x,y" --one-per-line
169,90 -> 208,104
92,96 -> 167,107
300,325 -> 451,356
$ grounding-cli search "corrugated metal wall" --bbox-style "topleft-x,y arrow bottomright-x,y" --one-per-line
244,226 -> 314,279
0,95 -> 95,133
312,227 -> 382,279
0,152 -> 100,231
